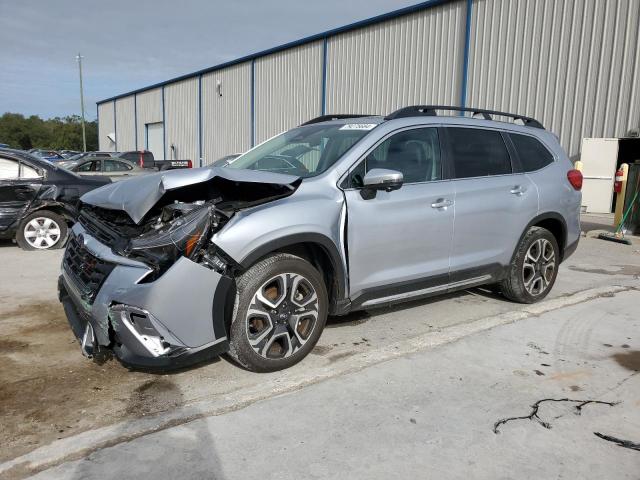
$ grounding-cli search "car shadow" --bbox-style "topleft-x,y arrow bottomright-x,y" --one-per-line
0,239 -> 16,248
124,355 -> 223,375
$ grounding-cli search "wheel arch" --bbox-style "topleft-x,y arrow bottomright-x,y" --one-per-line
513,212 -> 568,263
237,233 -> 347,314
25,202 -> 75,225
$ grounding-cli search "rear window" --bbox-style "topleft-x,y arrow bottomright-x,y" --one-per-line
119,153 -> 137,162
446,128 -> 512,179
509,133 -> 554,172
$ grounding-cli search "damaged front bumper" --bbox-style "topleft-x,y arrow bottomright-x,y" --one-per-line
58,223 -> 232,369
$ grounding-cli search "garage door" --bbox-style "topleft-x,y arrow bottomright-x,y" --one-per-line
146,123 -> 164,160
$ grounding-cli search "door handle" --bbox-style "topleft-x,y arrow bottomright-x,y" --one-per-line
431,198 -> 453,209
510,185 -> 527,195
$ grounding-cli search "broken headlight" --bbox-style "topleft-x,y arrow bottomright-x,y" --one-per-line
124,204 -> 215,274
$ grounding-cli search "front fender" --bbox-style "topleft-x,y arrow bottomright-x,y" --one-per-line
212,187 -> 348,301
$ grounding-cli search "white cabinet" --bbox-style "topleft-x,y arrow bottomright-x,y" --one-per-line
580,138 -> 618,213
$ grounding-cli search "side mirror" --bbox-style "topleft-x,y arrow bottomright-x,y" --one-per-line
363,168 -> 403,192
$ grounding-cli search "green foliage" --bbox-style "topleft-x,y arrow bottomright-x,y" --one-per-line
0,113 -> 98,151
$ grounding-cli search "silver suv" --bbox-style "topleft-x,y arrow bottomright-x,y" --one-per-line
59,105 -> 582,372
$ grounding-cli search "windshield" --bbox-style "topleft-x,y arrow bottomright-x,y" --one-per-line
226,123 -> 375,177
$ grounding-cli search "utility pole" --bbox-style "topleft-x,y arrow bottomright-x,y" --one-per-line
76,53 -> 87,152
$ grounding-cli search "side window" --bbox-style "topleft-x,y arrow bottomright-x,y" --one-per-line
20,163 -> 41,179
77,160 -> 101,172
508,133 -> 554,172
446,128 -> 512,179
351,128 -> 441,187
0,158 -> 20,179
104,160 -> 132,172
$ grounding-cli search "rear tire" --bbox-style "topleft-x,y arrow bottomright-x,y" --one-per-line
500,227 -> 559,304
16,210 -> 68,251
227,253 -> 328,372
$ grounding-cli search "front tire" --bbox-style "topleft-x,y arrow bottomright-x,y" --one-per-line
16,210 -> 68,251
227,253 -> 328,372
500,226 -> 559,304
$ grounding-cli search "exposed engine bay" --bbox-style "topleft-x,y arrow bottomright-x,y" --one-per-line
76,168 -> 301,278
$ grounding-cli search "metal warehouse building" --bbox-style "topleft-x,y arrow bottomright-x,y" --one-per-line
97,0 -> 640,165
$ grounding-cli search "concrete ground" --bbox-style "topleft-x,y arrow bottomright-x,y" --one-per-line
0,213 -> 639,479
27,289 -> 640,480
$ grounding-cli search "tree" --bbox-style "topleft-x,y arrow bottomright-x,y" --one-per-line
0,113 -> 98,151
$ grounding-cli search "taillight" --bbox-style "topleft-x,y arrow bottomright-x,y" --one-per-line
187,160 -> 193,168
567,169 -> 583,191
613,168 -> 623,193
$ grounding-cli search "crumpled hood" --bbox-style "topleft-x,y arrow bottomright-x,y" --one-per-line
80,167 -> 300,224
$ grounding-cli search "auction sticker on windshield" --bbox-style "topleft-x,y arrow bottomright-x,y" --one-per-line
339,124 -> 377,131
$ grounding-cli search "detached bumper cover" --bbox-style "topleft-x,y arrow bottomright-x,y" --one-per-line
59,223 -> 231,368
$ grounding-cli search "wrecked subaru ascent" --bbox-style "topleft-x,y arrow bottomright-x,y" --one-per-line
59,106 -> 581,372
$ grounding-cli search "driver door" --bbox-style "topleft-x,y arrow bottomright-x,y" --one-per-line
343,127 -> 455,305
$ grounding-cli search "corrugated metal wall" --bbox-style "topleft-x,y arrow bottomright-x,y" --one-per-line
97,102 -> 115,151
135,88 -> 163,151
254,41 -> 324,143
114,96 -> 135,151
325,1 -> 466,114
164,78 -> 199,162
201,63 -> 252,164
467,0 -> 640,158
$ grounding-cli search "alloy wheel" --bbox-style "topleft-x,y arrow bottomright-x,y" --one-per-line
245,273 -> 319,360
23,217 -> 62,249
522,238 -> 556,296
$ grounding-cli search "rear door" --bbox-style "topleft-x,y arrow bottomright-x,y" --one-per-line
344,126 -> 455,304
0,156 -> 42,232
103,159 -> 134,180
443,127 -> 538,282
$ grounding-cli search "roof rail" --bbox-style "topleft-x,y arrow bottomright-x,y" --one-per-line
300,114 -> 373,126
384,105 -> 545,129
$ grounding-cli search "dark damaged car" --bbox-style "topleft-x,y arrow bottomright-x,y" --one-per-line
0,149 -> 111,250
58,109 -> 581,372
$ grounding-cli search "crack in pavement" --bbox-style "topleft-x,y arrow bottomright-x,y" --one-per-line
593,432 -> 640,451
493,398 -> 619,434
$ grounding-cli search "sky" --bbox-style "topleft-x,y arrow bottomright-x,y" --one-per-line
0,0 -> 420,120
